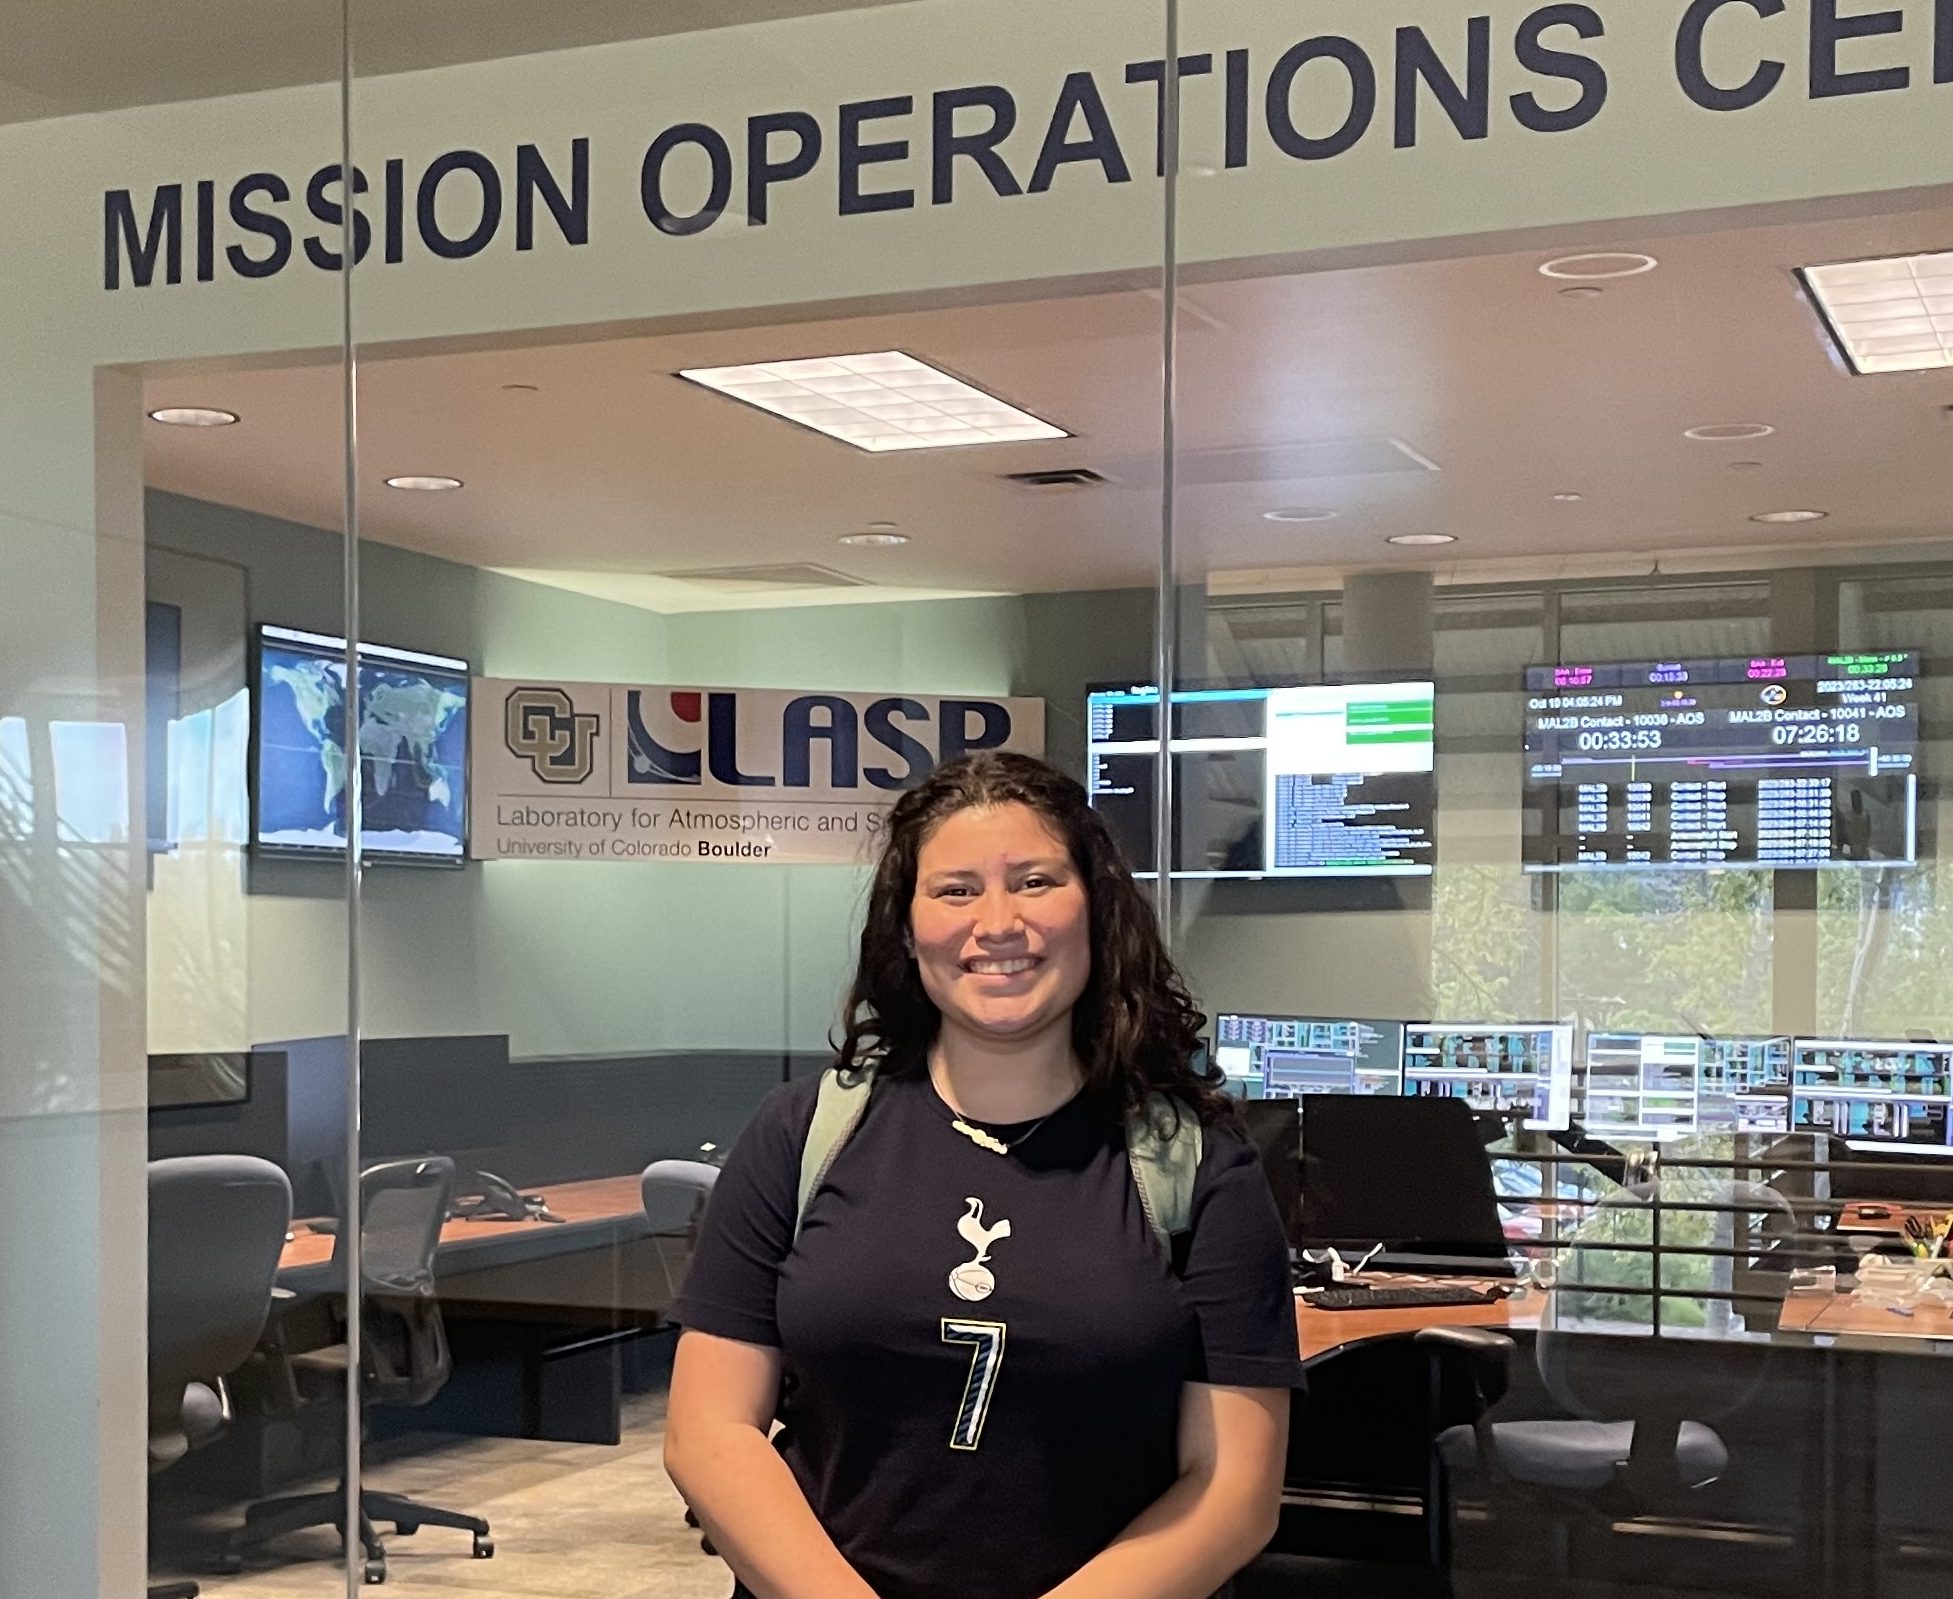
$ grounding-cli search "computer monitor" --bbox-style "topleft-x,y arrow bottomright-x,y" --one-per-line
1581,1033 -> 1791,1138
1299,1094 -> 1514,1276
1401,1023 -> 1574,1132
148,1052 -> 252,1111
1212,1012 -> 1405,1099
1523,652 -> 1920,871
1792,1038 -> 1953,1155
1239,1098 -> 1303,1253
1085,680 -> 1436,879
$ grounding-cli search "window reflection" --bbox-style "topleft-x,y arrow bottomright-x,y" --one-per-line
0,715 -> 30,836
49,720 -> 129,844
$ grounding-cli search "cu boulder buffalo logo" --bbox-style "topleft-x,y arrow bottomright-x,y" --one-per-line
504,687 -> 600,784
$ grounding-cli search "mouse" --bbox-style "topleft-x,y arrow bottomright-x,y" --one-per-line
1859,1205 -> 1893,1220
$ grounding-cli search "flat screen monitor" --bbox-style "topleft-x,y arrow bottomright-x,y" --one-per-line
1581,1033 -> 1791,1138
148,1052 -> 251,1110
1299,1094 -> 1514,1275
1402,1023 -> 1574,1132
1086,681 -> 1435,878
1240,1098 -> 1303,1252
1792,1037 -> 1953,1155
254,625 -> 469,863
1523,652 -> 1919,871
1213,1013 -> 1405,1099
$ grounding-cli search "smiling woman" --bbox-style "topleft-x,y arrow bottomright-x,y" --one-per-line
664,752 -> 1298,1599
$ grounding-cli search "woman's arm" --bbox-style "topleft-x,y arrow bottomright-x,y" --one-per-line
1040,1382 -> 1288,1599
664,1329 -> 879,1599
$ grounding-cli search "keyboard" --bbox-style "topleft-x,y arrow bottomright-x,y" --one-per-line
1305,1284 -> 1505,1311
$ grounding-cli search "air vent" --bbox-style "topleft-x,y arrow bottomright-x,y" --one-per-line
661,562 -> 869,593
1178,438 -> 1439,484
1003,467 -> 1106,490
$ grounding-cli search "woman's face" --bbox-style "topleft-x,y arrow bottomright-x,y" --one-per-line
909,802 -> 1092,1047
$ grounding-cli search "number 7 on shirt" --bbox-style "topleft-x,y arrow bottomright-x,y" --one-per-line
940,1320 -> 1007,1452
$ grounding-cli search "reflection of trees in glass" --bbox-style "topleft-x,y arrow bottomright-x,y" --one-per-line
1557,1173 -> 1726,1330
1555,871 -> 1771,1035
1816,864 -> 1953,1037
1432,865 -> 1540,1018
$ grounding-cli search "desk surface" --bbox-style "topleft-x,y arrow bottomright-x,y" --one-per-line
281,1173 -> 646,1271
1295,1279 -> 1539,1360
1301,1273 -> 1953,1357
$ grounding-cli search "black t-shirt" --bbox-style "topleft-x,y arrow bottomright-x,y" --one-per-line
675,1069 -> 1303,1599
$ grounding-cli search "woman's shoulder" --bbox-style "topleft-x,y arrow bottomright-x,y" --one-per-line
745,1060 -> 917,1147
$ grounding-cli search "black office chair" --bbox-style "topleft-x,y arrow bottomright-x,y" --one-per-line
641,1159 -> 720,1553
1435,1177 -> 1793,1573
148,1155 -> 293,1599
225,1156 -> 492,1585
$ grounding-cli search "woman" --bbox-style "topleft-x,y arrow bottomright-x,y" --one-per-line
666,752 -> 1300,1599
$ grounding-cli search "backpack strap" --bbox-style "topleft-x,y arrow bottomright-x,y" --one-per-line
794,1063 -> 876,1240
1125,1092 -> 1202,1255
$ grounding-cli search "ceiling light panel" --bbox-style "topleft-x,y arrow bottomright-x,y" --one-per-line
678,352 -> 1067,452
1802,251 -> 1953,374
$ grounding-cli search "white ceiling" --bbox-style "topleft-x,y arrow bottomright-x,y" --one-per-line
144,203 -> 1953,612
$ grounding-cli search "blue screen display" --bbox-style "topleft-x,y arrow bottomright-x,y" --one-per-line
255,626 -> 469,862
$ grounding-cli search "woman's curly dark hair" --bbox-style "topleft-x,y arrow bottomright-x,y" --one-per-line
834,751 -> 1233,1125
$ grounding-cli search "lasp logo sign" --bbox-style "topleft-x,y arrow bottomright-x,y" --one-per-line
505,686 -> 600,783
626,691 -> 704,784
624,688 -> 1016,790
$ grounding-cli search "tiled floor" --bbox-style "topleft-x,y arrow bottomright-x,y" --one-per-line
151,1392 -> 731,1599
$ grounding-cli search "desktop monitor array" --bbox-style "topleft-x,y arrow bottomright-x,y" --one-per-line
1216,1012 -> 1953,1152
1214,1013 -> 1575,1131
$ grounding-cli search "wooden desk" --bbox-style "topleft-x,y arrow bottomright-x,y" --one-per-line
1835,1200 -> 1951,1239
1295,1279 -> 1540,1360
1779,1284 -> 1953,1345
280,1173 -> 646,1272
279,1172 -> 663,1445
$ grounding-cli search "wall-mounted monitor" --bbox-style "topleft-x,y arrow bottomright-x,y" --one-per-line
1581,1033 -> 1790,1138
1403,1023 -> 1574,1131
148,1051 -> 251,1111
253,625 -> 469,864
1212,1013 -> 1405,1099
1793,1037 -> 1953,1154
1086,681 -> 1435,878
1524,652 -> 1919,870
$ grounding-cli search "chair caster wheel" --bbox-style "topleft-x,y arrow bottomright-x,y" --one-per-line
473,1537 -> 495,1560
212,1552 -> 244,1576
363,1559 -> 386,1585
393,1523 -> 418,1536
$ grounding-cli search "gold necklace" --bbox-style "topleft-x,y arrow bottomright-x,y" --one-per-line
931,1067 -> 1059,1155
949,1111 -> 1053,1156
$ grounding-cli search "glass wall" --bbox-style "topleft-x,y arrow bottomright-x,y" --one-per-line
7,1 -> 1953,1597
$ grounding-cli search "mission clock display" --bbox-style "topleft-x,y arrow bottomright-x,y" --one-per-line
1523,653 -> 1919,870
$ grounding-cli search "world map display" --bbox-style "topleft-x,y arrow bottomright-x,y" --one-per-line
257,634 -> 468,860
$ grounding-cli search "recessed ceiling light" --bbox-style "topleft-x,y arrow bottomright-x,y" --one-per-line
1750,510 -> 1827,524
1801,250 -> 1953,374
148,406 -> 238,427
1729,460 -> 1764,471
1262,507 -> 1339,523
1685,423 -> 1775,442
500,383 -> 539,393
1558,286 -> 1605,300
1387,533 -> 1457,546
1539,252 -> 1658,281
838,528 -> 910,547
1552,492 -> 1584,503
678,351 -> 1067,453
384,475 -> 463,492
